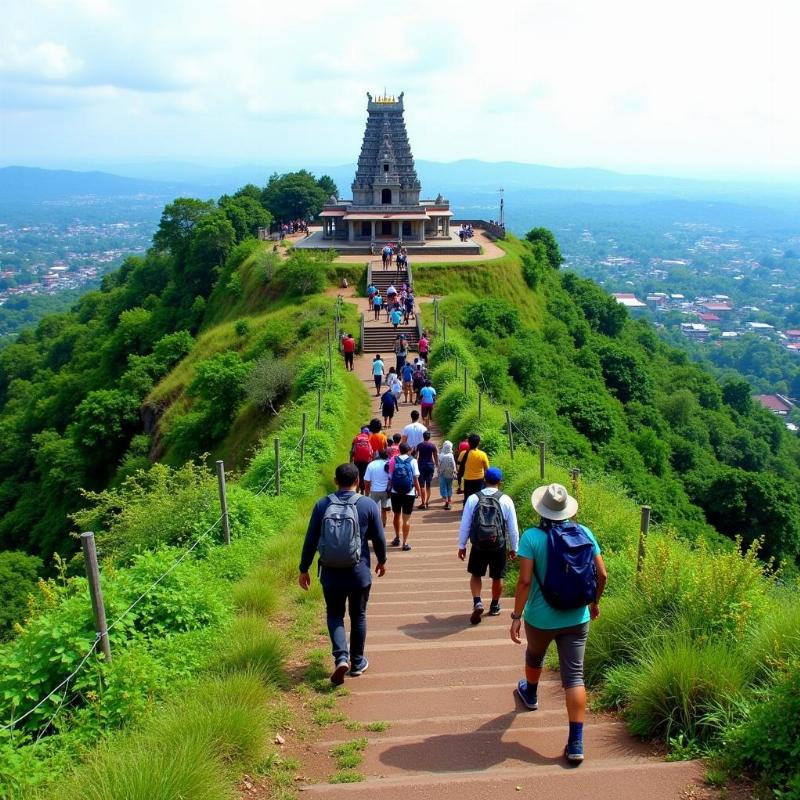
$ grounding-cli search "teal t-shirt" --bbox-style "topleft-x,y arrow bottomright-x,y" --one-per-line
517,525 -> 601,630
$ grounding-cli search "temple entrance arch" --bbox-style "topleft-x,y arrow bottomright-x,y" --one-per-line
381,188 -> 392,204
381,221 -> 392,236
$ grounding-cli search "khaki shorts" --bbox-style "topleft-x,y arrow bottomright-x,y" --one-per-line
370,490 -> 391,509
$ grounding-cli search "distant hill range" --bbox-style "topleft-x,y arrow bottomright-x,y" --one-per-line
3,162 -> 797,206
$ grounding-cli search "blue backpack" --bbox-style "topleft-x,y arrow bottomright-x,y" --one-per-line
391,457 -> 414,494
534,522 -> 598,610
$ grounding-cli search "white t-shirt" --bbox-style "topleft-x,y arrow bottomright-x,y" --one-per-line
403,421 -> 428,449
364,459 -> 390,493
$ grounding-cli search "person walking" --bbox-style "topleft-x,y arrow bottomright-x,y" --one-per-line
401,361 -> 414,404
299,463 -> 387,685
390,306 -> 403,329
509,483 -> 607,763
458,467 -> 519,624
418,332 -> 429,364
438,440 -> 457,510
342,333 -> 356,372
364,449 -> 392,528
368,418 -> 388,455
387,432 -> 402,458
401,409 -> 428,455
387,443 -> 421,551
394,335 -> 408,372
415,430 -> 439,509
381,385 -> 399,429
456,438 -> 470,494
371,354 -> 384,397
351,426 -> 374,493
419,380 -> 437,425
412,366 -> 426,405
457,433 -> 490,502
372,291 -> 383,321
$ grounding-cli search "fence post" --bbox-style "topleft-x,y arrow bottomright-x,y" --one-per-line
80,532 -> 112,662
300,412 -> 307,463
464,366 -> 468,395
215,460 -> 231,546
539,441 -> 546,481
274,438 -> 281,496
327,330 -> 333,386
570,468 -> 581,500
454,355 -> 459,377
505,410 -> 515,459
637,505 -> 650,574
316,388 -> 322,430
478,390 -> 483,420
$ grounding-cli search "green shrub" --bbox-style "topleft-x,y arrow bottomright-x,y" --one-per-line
278,251 -> 328,296
727,665 -> 800,797
463,298 -> 520,337
621,636 -> 752,741
447,404 -> 505,451
433,382 -> 477,430
217,614 -> 287,684
747,594 -> 800,680
246,355 -> 296,414
293,355 -> 328,398
0,551 -> 42,639
430,362 -> 457,391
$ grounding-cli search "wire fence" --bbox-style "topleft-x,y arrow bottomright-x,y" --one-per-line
2,299 -> 339,738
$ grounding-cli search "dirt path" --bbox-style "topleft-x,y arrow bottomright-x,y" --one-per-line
298,339 -> 708,799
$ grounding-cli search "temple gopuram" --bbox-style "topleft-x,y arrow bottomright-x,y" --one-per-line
298,92 -> 480,255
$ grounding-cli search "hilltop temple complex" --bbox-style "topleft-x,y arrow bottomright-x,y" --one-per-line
297,93 -> 481,255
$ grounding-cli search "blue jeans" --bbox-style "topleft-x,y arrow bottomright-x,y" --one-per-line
439,475 -> 453,498
322,583 -> 371,668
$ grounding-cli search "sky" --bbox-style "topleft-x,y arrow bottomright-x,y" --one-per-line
0,0 -> 797,180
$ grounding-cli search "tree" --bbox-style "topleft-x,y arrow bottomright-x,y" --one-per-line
0,551 -> 42,638
317,174 -> 338,199
525,227 -> 563,269
184,211 -> 236,298
219,195 -> 273,242
596,342 -> 652,403
278,251 -> 328,296
70,389 -> 140,456
463,298 -> 520,337
561,272 -> 627,337
261,171 -> 328,221
722,377 -> 753,415
153,198 -> 215,259
246,356 -> 295,413
188,352 -> 250,438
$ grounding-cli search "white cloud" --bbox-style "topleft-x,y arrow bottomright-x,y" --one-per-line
0,0 -> 798,178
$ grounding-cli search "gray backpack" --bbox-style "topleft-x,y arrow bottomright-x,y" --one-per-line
318,494 -> 362,568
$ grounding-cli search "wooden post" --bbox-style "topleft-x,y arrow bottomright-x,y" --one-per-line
463,366 -> 468,395
478,390 -> 483,420
505,410 -> 515,459
316,389 -> 322,430
571,468 -> 581,500
539,441 -> 546,481
215,460 -> 231,545
327,330 -> 333,385
300,413 -> 307,463
80,532 -> 112,662
274,438 -> 281,496
637,505 -> 650,574
454,355 -> 459,377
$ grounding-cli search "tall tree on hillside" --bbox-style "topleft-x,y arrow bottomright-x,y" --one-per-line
219,195 -> 273,241
317,174 -> 338,198
525,227 -> 563,270
154,198 -> 215,260
261,171 -> 329,221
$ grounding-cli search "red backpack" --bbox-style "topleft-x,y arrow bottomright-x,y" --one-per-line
352,433 -> 373,464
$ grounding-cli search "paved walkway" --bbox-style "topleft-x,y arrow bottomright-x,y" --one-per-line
304,331 -> 707,798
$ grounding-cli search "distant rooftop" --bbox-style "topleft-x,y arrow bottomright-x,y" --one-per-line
611,292 -> 646,308
755,395 -> 794,415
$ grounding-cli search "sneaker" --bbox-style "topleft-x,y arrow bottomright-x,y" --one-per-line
488,603 -> 501,616
565,740 -> 584,763
349,658 -> 369,677
470,602 -> 484,625
402,543 -> 412,551
390,537 -> 401,547
516,679 -> 539,710
331,660 -> 349,686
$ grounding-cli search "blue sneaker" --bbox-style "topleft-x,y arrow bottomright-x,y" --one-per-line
565,739 -> 584,763
331,659 -> 349,686
349,658 -> 369,677
516,679 -> 538,710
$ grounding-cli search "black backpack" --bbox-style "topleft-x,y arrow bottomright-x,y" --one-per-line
318,494 -> 362,568
469,490 -> 507,551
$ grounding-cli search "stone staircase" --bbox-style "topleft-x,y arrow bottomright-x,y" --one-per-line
362,263 -> 419,355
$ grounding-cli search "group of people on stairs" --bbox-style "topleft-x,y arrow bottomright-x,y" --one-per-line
299,339 -> 608,766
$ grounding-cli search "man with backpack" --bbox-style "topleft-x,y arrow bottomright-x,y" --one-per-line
509,483 -> 608,764
457,467 -> 519,624
299,463 -> 387,685
387,442 -> 421,551
351,426 -> 373,493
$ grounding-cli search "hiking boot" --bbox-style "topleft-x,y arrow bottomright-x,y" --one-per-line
402,543 -> 412,551
331,660 -> 349,686
516,679 -> 539,710
391,537 -> 401,547
349,658 -> 369,677
565,740 -> 584,763
488,603 -> 501,616
470,601 -> 484,625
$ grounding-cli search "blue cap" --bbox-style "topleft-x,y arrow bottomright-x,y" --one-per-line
485,467 -> 503,483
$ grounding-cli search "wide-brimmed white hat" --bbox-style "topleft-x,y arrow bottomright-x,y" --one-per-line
531,483 -> 578,521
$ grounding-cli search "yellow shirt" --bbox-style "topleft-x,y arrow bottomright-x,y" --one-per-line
458,448 -> 489,481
